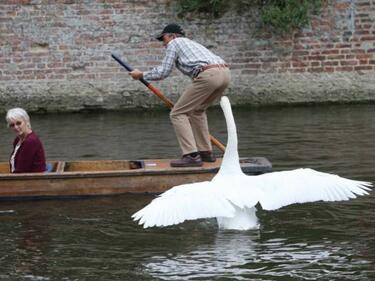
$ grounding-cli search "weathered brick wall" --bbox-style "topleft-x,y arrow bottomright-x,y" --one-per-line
0,0 -> 374,112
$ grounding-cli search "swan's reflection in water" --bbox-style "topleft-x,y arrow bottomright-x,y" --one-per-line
143,227 -> 258,280
142,223 -> 370,281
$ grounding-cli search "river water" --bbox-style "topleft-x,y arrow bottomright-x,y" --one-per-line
0,103 -> 374,280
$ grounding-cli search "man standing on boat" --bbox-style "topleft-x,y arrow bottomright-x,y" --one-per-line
129,23 -> 231,167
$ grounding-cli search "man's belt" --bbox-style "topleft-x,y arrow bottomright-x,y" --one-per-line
201,64 -> 229,72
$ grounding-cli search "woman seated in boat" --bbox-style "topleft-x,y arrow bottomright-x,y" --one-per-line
6,108 -> 46,173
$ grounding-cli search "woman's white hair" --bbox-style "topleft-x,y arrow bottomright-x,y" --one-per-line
6,108 -> 31,129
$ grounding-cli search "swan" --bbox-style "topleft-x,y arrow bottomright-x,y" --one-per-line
132,96 -> 372,230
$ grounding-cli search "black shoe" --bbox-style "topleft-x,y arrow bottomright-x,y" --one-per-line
199,151 -> 216,162
170,154 -> 203,167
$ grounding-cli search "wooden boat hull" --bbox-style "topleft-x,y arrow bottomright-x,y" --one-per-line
0,157 -> 272,200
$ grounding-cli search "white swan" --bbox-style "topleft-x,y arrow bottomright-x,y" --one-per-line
132,96 -> 372,230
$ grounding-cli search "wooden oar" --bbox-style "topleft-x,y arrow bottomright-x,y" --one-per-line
111,54 -> 226,153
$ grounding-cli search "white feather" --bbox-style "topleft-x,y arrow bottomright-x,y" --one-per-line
132,96 -> 372,229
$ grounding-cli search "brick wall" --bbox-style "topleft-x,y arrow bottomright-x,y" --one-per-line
0,0 -> 374,112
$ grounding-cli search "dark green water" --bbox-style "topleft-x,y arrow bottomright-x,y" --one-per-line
0,103 -> 374,280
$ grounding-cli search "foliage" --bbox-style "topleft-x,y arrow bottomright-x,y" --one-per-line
177,0 -> 230,18
176,0 -> 324,34
260,0 -> 323,33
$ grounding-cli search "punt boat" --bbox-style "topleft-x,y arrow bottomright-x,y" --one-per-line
0,157 -> 272,200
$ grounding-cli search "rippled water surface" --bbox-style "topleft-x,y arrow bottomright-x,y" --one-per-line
0,103 -> 374,280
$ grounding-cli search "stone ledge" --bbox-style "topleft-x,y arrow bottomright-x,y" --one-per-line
1,71 -> 374,113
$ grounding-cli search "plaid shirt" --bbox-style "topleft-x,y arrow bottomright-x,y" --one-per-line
143,37 -> 225,81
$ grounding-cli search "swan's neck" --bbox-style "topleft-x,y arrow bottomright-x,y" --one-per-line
217,97 -> 243,176
216,206 -> 259,230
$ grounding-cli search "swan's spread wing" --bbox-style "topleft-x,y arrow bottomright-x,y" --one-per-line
132,181 -> 236,228
254,168 -> 372,210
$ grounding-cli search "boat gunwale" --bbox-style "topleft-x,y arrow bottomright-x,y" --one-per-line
0,159 -> 222,180
0,157 -> 272,180
0,167 -> 221,180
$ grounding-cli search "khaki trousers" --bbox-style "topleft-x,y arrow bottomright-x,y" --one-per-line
170,67 -> 231,155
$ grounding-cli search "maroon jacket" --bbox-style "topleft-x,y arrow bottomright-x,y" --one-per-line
10,132 -> 46,173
